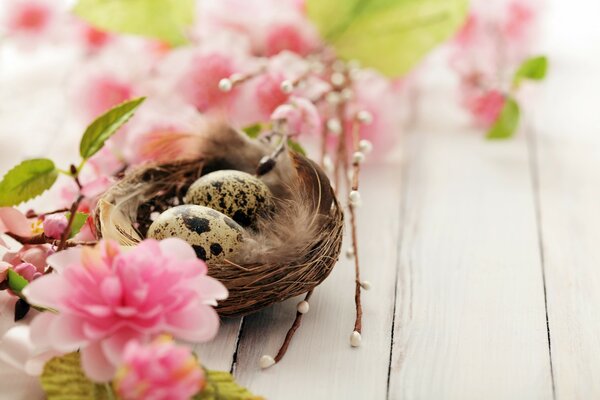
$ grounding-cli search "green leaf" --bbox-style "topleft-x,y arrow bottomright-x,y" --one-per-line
7,269 -> 28,294
73,0 -> 194,46
66,212 -> 89,238
486,97 -> 521,140
0,159 -> 58,206
306,0 -> 469,77
40,352 -> 110,400
287,139 -> 307,156
196,370 -> 263,400
242,123 -> 264,139
512,55 -> 549,89
79,97 -> 146,160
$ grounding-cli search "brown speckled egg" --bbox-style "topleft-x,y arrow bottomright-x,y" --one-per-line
184,170 -> 271,227
147,205 -> 244,262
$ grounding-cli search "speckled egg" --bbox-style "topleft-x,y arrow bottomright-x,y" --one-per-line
147,205 -> 244,262
184,170 -> 271,227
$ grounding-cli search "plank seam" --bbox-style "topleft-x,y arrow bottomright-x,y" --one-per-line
526,120 -> 557,400
229,317 -> 246,375
386,140 -> 413,400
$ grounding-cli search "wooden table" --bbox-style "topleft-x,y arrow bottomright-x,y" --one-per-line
1,1 -> 600,398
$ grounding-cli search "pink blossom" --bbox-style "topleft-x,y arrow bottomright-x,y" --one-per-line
23,239 -> 228,382
466,90 -> 506,127
454,14 -> 478,48
5,0 -> 55,37
503,1 -> 534,41
77,73 -> 134,119
13,263 -> 41,282
265,23 -> 314,56
180,52 -> 237,112
114,336 -> 205,400
79,23 -> 113,51
271,96 -> 321,136
42,214 -> 68,240
3,246 -> 50,273
255,73 -> 290,119
0,208 -> 33,238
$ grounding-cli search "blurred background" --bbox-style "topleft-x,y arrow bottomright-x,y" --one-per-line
2,0 -> 597,183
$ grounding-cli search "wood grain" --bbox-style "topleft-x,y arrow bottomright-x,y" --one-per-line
230,165 -> 403,400
530,64 -> 600,400
389,129 -> 554,399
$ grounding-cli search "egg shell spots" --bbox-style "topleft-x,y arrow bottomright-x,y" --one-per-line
147,205 -> 244,263
184,170 -> 271,227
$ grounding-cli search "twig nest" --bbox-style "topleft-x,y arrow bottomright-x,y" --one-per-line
147,205 -> 244,262
95,124 -> 344,317
184,170 -> 272,227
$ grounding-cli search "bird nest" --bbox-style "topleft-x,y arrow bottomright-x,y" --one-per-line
94,127 -> 344,317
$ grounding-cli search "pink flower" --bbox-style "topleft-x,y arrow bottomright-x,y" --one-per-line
255,73 -> 290,119
114,336 -> 205,400
265,23 -> 314,56
466,90 -> 506,127
43,214 -> 68,240
0,207 -> 33,238
180,52 -> 237,112
23,239 -> 228,382
5,0 -> 55,37
13,263 -> 41,282
77,73 -> 134,119
503,1 -> 534,41
79,23 -> 113,51
3,245 -> 51,273
271,96 -> 321,136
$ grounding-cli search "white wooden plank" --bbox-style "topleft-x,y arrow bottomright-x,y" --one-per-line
231,165 -> 403,400
531,62 -> 600,399
193,317 -> 242,372
389,129 -> 554,399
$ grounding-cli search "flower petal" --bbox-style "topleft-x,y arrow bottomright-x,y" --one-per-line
166,304 -> 220,342
46,247 -> 82,274
100,328 -> 141,366
158,238 -> 198,261
0,208 -> 32,237
47,314 -> 88,352
81,341 -> 115,382
22,274 -> 68,309
195,276 -> 228,306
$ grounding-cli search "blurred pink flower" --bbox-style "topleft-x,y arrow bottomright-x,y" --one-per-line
271,96 -> 321,136
77,73 -> 134,119
13,263 -> 41,282
503,1 -> 534,40
42,214 -> 68,240
454,14 -> 478,48
23,239 -> 228,382
4,0 -> 55,37
0,208 -> 32,242
466,90 -> 506,127
79,23 -> 113,51
3,246 -> 50,273
114,336 -> 205,400
198,0 -> 318,57
180,52 -> 237,112
255,73 -> 290,119
343,71 -> 405,153
265,23 -> 314,56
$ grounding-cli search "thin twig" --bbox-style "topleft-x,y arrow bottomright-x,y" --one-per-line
274,290 -> 314,363
57,195 -> 84,252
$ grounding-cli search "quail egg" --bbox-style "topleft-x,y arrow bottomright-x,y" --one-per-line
147,205 -> 244,262
184,169 -> 271,227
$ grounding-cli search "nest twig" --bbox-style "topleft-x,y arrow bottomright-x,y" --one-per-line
95,157 -> 344,317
